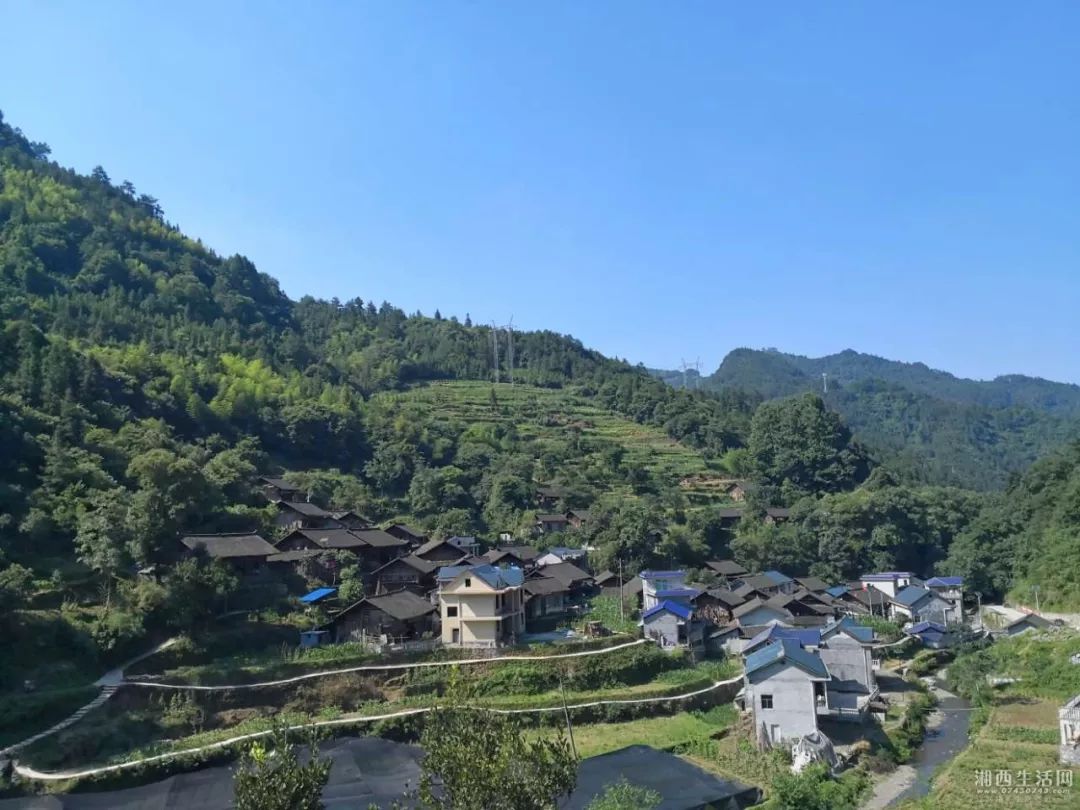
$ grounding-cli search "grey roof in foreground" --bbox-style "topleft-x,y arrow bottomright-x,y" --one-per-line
560,744 -> 761,809
179,533 -> 277,558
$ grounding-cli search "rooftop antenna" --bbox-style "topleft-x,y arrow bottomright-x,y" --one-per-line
491,322 -> 500,384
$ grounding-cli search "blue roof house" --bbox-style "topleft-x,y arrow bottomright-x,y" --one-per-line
641,600 -> 705,652
889,585 -> 954,625
925,576 -> 964,624
744,640 -> 830,748
639,570 -> 690,611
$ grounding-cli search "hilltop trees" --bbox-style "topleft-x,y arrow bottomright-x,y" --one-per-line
748,393 -> 870,501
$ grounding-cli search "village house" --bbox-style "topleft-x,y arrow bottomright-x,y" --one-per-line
484,545 -> 540,568
328,510 -> 370,530
721,480 -> 753,502
817,619 -> 878,720
742,625 -> 821,657
1060,694 -> 1080,766
383,523 -> 428,547
641,600 -> 705,652
705,559 -> 749,582
179,533 -> 278,572
523,576 -> 570,626
732,597 -> 794,628
595,570 -> 644,605
904,620 -> 954,649
535,485 -> 567,510
325,590 -> 437,644
640,570 -> 696,611
888,585 -> 954,625
369,554 -> 441,595
535,513 -> 570,534
998,612 -> 1057,637
414,538 -> 474,564
924,576 -> 964,623
565,510 -> 592,529
536,546 -> 588,567
858,571 -> 915,599
274,500 -> 335,532
740,571 -> 796,597
258,475 -> 301,503
438,563 -> 526,648
276,527 -> 368,554
763,507 -> 791,525
532,560 -> 594,602
743,639 -> 830,747
795,576 -> 831,594
716,507 -> 744,529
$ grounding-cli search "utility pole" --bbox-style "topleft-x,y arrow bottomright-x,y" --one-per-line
618,558 -> 625,623
491,322 -> 500,384
558,667 -> 578,759
976,592 -> 982,630
1034,585 -> 1041,614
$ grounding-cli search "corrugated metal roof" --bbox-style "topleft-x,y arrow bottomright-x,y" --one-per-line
745,639 -> 829,680
300,587 -> 337,603
926,576 -> 963,587
743,625 -> 820,653
893,585 -> 932,607
642,599 -> 693,621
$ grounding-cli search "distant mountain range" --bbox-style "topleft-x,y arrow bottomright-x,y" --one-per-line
652,348 -> 1080,490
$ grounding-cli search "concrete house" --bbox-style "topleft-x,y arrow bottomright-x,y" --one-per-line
924,576 -> 964,623
438,564 -> 526,648
744,639 -> 830,747
858,572 -> 915,600
889,585 -> 953,625
641,600 -> 704,651
818,619 -> 878,719
640,570 -> 694,611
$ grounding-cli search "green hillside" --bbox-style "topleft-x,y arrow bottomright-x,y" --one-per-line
656,348 -> 1080,490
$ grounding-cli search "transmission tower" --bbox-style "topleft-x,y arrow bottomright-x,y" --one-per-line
822,373 -> 828,394
491,322 -> 500,383
505,317 -> 515,386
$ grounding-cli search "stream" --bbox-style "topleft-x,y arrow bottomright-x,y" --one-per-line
888,674 -> 973,805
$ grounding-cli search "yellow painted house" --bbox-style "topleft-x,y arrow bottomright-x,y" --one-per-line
437,563 -> 526,648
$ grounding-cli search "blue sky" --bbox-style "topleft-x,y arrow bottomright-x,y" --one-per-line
3,2 -> 1079,381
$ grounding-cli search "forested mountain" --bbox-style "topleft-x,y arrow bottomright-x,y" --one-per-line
655,348 -> 1080,490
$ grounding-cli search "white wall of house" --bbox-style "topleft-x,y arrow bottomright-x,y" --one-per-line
746,662 -> 822,746
818,634 -> 875,693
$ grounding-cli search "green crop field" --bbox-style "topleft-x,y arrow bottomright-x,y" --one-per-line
378,381 -> 733,504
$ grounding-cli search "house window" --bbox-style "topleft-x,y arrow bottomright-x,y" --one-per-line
760,694 -> 774,710
446,606 -> 458,617
464,578 -> 471,588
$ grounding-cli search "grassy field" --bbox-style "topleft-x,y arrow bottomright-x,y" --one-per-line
377,381 -> 732,504
529,705 -> 738,758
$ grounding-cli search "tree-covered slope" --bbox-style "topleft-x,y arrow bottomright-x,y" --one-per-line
655,348 -> 1080,490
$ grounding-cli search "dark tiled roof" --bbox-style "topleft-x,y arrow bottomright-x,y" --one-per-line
180,533 -> 277,558
266,549 -> 323,563
795,576 -> 831,593
705,588 -> 746,608
524,577 -> 570,596
259,476 -> 297,490
536,561 -> 593,587
706,560 -> 748,576
352,529 -> 408,548
741,574 -> 780,591
334,590 -> 437,624
536,513 -> 570,523
893,585 -> 933,608
372,555 -> 440,576
384,523 -> 427,540
294,528 -> 368,550
279,500 -> 331,517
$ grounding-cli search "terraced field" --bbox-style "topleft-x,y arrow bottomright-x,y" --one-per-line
377,381 -> 733,504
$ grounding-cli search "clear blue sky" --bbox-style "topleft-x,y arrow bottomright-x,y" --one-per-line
3,2 -> 1079,381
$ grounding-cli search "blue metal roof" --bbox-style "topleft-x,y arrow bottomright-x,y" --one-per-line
642,599 -> 693,621
823,616 -> 875,643
437,563 -> 524,589
744,639 -> 829,680
655,588 -> 701,599
824,585 -> 849,598
861,571 -> 914,581
762,570 -> 793,585
893,585 -> 932,607
639,570 -> 686,580
743,625 -> 820,653
300,587 -> 337,604
926,576 -> 963,587
907,620 -> 947,635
